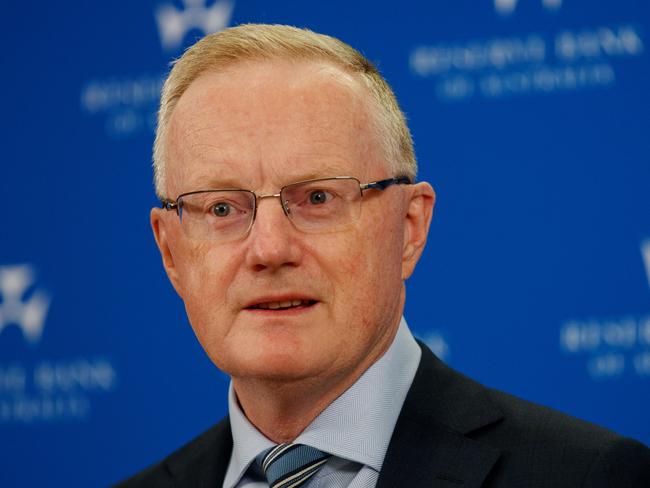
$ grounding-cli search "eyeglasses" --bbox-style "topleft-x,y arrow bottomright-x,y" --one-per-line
161,176 -> 411,243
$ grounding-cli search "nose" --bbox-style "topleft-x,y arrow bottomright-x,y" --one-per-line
244,195 -> 303,272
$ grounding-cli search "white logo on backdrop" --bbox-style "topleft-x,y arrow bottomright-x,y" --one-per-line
155,0 -> 235,51
0,265 -> 50,344
0,264 -> 118,424
411,25 -> 643,101
559,240 -> 650,380
82,1 -> 235,137
495,0 -> 562,16
641,239 -> 650,290
412,1 -> 645,102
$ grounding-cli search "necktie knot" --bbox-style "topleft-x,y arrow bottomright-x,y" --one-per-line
255,443 -> 331,488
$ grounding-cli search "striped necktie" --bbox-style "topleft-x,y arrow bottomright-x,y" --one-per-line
255,443 -> 331,488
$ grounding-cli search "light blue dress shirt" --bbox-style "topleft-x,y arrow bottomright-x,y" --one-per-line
223,317 -> 421,488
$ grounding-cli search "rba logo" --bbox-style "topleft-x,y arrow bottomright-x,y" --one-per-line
0,265 -> 51,344
495,0 -> 562,16
642,239 -> 650,291
155,0 -> 235,51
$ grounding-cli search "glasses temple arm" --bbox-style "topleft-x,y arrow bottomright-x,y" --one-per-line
161,201 -> 179,211
360,176 -> 411,191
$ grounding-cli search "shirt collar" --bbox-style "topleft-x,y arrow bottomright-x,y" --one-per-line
223,317 -> 421,488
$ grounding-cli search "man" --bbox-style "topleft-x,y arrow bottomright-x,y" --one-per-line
119,24 -> 650,487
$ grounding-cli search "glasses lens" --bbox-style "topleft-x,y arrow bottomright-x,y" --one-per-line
281,177 -> 362,232
178,190 -> 255,241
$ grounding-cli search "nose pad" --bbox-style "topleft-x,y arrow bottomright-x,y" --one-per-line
282,200 -> 291,216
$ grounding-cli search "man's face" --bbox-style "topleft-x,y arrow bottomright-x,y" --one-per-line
152,59 -> 432,387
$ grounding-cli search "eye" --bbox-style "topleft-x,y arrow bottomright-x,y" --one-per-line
211,202 -> 232,217
308,190 -> 332,205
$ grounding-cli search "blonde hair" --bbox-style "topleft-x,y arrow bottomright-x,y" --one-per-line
154,23 -> 417,198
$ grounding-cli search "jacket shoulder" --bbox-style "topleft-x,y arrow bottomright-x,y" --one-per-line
409,343 -> 650,486
114,417 -> 232,488
479,385 -> 650,486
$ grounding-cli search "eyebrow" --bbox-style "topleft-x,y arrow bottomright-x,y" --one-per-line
277,161 -> 357,183
188,176 -> 248,191
184,163 -> 355,193
286,171 -> 354,183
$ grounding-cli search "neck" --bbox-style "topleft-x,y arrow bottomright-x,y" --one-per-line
232,376 -> 343,443
232,325 -> 400,443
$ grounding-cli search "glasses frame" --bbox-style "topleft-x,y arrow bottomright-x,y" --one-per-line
160,175 -> 411,238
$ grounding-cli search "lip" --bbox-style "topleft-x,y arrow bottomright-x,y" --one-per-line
243,294 -> 319,313
243,302 -> 318,316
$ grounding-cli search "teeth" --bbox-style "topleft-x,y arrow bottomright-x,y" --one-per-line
255,300 -> 311,310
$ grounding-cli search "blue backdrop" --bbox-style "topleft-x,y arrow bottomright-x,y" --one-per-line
1,1 -> 649,486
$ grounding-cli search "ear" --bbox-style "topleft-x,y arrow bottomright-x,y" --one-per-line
401,182 -> 436,280
151,208 -> 183,297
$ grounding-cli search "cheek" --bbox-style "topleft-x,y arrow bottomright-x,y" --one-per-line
314,221 -> 403,303
171,239 -> 240,311
360,215 -> 404,274
354,214 -> 406,305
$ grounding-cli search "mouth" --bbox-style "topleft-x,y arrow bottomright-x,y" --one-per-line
245,298 -> 318,311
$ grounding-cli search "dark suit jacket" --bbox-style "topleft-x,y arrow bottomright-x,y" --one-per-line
117,344 -> 650,487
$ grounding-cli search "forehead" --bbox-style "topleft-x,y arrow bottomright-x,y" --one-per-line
165,58 -> 386,194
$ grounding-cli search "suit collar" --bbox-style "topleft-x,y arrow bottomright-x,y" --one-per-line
377,343 -> 503,488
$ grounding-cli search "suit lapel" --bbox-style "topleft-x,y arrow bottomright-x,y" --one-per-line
377,343 -> 503,488
165,417 -> 233,487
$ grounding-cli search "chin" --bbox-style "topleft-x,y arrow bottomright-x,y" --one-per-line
225,351 -> 323,383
